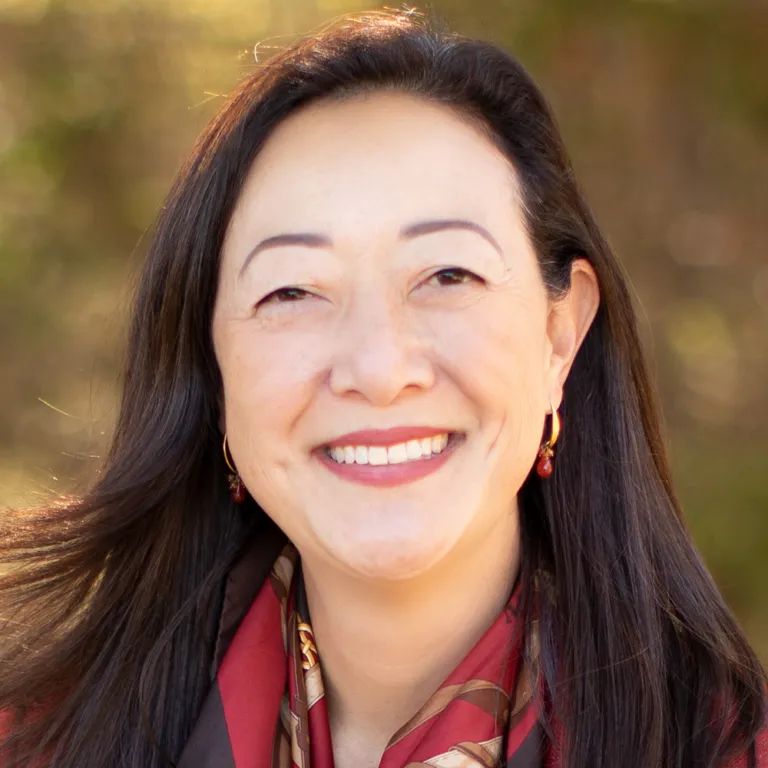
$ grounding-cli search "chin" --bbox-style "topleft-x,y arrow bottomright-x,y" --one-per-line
323,530 -> 459,581
302,487 -> 486,581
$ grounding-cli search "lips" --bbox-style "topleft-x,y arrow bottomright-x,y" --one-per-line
316,427 -> 462,487
324,426 -> 452,447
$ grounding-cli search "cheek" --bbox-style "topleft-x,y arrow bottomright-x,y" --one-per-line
429,291 -> 549,445
216,322 -> 329,467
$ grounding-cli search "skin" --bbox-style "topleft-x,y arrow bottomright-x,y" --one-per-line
213,92 -> 599,768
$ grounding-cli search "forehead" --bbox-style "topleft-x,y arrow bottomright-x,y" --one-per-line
229,91 -> 522,238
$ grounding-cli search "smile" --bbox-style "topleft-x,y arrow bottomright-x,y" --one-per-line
317,428 -> 462,487
326,433 -> 449,466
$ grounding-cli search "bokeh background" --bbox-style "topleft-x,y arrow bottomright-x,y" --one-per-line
1,0 -> 766,660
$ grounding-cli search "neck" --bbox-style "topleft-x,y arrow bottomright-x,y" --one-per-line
300,510 -> 520,749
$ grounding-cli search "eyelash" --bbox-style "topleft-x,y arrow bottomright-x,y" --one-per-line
257,268 -> 482,309
426,267 -> 483,287
258,287 -> 312,306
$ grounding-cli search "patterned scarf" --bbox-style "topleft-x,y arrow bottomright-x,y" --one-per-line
204,543 -> 549,768
5,523 -> 764,768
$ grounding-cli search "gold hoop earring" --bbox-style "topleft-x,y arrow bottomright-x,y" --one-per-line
222,433 -> 245,503
536,402 -> 561,479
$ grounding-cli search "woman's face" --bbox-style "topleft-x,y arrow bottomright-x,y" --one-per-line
213,92 -> 591,580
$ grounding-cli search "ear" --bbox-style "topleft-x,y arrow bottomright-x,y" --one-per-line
545,258 -> 600,408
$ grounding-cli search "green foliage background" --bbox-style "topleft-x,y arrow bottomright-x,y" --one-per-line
1,0 -> 766,660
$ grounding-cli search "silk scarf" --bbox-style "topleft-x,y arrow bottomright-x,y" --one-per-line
208,543 -> 549,768
2,521 -> 764,768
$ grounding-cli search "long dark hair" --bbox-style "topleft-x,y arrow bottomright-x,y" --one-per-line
1,9 -> 764,767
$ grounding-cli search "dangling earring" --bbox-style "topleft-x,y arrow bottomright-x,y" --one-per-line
536,403 -> 561,479
222,433 -> 246,503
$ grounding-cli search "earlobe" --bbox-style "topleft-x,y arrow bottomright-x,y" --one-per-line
546,258 -> 600,394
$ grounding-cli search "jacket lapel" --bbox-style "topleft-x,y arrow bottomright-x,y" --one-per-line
507,720 -> 547,767
177,683 -> 236,768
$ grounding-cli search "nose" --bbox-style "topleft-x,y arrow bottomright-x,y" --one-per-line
328,290 -> 435,407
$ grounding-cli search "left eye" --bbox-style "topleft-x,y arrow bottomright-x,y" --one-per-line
257,287 -> 312,306
426,268 -> 482,286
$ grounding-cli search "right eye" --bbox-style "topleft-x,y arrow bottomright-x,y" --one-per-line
425,267 -> 483,287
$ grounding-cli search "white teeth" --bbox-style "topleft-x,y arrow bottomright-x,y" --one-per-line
327,433 -> 453,465
405,439 -> 422,460
368,446 -> 388,465
431,433 -> 448,453
387,443 -> 408,464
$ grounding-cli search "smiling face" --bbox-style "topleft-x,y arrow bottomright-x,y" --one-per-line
213,92 -> 587,581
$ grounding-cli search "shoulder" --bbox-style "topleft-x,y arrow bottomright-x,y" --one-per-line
723,725 -> 768,767
753,726 -> 768,766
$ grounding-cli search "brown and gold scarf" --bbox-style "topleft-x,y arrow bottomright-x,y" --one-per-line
177,521 -> 552,768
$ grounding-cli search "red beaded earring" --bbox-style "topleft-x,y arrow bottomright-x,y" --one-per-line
222,434 -> 246,503
535,403 -> 561,479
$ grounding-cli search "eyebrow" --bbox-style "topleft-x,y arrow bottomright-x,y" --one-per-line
238,218 -> 502,278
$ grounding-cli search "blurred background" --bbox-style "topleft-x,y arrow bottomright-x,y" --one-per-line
0,0 -> 766,660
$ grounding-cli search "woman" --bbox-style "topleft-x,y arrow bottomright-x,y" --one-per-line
1,8 -> 765,768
